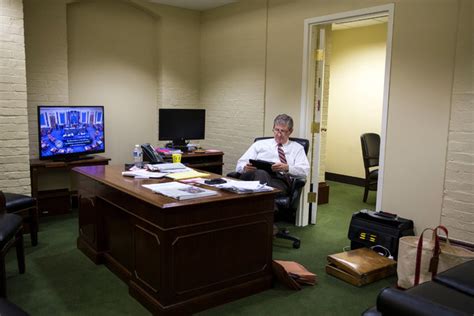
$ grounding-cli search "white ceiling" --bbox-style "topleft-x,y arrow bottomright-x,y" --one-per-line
148,0 -> 237,11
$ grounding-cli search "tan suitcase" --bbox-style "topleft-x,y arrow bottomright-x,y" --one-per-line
326,247 -> 396,286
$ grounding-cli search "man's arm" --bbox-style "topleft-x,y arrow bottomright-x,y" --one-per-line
288,146 -> 310,179
236,142 -> 258,173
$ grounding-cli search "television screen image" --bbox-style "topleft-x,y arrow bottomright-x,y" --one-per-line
159,108 -> 205,148
37,105 -> 105,160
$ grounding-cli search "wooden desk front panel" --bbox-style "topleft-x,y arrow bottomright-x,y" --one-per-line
74,165 -> 274,315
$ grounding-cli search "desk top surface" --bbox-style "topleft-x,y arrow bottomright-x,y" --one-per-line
73,164 -> 276,209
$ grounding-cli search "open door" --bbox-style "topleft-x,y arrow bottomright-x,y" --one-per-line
298,5 -> 394,227
302,25 -> 326,226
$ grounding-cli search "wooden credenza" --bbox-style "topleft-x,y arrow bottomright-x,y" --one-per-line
30,155 -> 110,215
73,165 -> 275,315
171,150 -> 224,175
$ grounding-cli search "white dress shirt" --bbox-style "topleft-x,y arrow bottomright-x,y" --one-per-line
236,138 -> 310,179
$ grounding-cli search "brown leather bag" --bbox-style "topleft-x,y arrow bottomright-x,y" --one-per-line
326,247 -> 396,286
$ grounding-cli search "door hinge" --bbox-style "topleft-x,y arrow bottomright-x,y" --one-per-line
307,192 -> 317,203
314,49 -> 324,61
311,122 -> 320,134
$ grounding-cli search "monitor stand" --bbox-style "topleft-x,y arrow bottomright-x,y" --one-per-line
166,139 -> 189,152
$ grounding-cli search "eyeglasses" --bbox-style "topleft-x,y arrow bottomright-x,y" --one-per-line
273,128 -> 290,135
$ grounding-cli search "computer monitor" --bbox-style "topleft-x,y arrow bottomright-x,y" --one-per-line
37,105 -> 105,160
158,109 -> 205,150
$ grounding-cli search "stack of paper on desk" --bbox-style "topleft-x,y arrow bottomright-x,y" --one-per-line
122,168 -> 166,179
165,170 -> 210,180
216,180 -> 273,193
149,162 -> 187,172
142,182 -> 217,200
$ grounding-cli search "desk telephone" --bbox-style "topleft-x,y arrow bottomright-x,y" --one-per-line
141,143 -> 165,163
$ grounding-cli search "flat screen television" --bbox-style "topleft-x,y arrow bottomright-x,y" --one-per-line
37,105 -> 105,160
159,109 -> 205,149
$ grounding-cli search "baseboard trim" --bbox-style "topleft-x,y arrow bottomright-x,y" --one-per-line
325,172 -> 365,187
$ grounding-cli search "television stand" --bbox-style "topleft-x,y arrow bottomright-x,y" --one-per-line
30,155 -> 111,216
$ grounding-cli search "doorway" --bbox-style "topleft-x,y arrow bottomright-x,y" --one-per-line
297,4 -> 394,226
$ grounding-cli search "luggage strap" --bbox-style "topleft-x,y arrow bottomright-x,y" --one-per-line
414,225 -> 448,285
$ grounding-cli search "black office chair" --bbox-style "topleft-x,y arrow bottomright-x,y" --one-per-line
360,133 -> 380,203
4,193 -> 38,246
0,191 -> 25,298
228,137 -> 309,249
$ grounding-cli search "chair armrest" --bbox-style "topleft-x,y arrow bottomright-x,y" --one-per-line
433,260 -> 474,296
226,172 -> 241,179
377,287 -> 468,316
291,178 -> 306,191
289,178 -> 306,210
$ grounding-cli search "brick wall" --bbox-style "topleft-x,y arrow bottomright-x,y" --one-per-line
200,1 -> 267,174
441,0 -> 473,243
0,0 -> 31,194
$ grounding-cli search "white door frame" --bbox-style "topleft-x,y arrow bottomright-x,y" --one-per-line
297,4 -> 394,226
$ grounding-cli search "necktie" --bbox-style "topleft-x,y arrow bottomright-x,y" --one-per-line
278,144 -> 287,164
278,143 -> 292,185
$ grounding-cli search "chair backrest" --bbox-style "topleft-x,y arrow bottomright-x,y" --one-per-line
360,133 -> 380,169
0,191 -> 5,215
254,137 -> 310,155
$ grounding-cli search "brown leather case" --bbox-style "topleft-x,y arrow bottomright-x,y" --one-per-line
326,248 -> 396,286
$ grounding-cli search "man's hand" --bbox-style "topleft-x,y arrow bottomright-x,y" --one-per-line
271,162 -> 289,173
243,163 -> 257,173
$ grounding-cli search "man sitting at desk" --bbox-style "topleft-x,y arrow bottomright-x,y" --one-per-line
236,114 -> 310,195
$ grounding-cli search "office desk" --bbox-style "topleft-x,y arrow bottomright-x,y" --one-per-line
73,165 -> 275,315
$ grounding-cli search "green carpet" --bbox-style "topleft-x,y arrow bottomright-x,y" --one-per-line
6,181 -> 393,315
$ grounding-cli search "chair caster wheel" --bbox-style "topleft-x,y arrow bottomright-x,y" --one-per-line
293,240 -> 300,249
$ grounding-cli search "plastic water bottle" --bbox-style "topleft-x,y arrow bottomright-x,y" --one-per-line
133,144 -> 143,167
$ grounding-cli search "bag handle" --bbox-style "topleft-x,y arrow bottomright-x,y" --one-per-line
414,225 -> 448,286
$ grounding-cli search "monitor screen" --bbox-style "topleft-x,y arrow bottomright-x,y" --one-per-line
37,105 -> 105,160
158,109 -> 205,145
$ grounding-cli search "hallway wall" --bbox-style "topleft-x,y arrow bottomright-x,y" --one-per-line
326,23 -> 386,179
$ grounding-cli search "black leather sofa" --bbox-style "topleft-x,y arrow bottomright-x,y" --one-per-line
0,298 -> 29,315
363,260 -> 474,316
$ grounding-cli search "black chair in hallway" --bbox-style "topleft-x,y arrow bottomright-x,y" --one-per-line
360,133 -> 380,202
0,191 -> 25,298
228,137 -> 309,249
